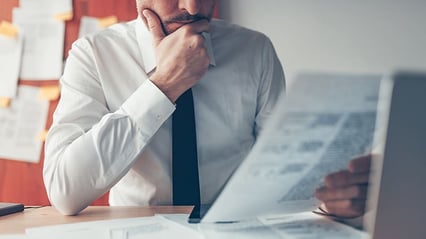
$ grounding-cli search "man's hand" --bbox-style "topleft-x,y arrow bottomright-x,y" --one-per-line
143,9 -> 210,103
315,154 -> 372,218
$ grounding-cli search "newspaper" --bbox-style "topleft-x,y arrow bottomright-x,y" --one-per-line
202,73 -> 383,222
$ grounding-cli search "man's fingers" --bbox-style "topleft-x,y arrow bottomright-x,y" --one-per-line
322,199 -> 366,218
180,19 -> 210,34
143,9 -> 165,45
325,170 -> 370,187
316,185 -> 368,201
348,154 -> 372,173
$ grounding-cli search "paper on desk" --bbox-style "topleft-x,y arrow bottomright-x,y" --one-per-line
202,73 -> 382,222
26,215 -> 203,239
199,219 -> 281,239
0,86 -> 49,163
199,212 -> 367,239
12,8 -> 65,80
0,29 -> 23,98
259,211 -> 368,239
0,235 -> 30,239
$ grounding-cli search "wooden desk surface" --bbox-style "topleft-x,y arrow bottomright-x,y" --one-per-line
0,206 -> 192,235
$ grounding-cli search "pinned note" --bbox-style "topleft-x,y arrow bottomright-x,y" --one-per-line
98,16 -> 118,28
39,85 -> 60,101
0,21 -> 18,38
0,86 -> 49,163
13,8 -> 65,80
54,12 -> 74,21
0,23 -> 22,99
79,16 -> 118,38
0,97 -> 11,108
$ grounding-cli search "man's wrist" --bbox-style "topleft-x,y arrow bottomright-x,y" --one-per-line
149,73 -> 182,103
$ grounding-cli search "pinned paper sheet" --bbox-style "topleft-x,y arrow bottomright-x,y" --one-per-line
39,85 -> 60,101
0,21 -> 18,38
0,23 -> 23,99
79,16 -> 118,38
0,86 -> 49,163
13,8 -> 65,80
38,130 -> 49,142
20,0 -> 73,18
54,12 -> 73,21
98,16 -> 118,28
0,97 -> 11,108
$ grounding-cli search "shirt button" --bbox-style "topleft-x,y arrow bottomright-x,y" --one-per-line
156,114 -> 162,120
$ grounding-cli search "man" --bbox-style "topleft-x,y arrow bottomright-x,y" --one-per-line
44,0 -> 370,219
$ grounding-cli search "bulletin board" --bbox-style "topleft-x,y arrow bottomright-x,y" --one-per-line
0,0 -> 138,207
0,0 -> 219,207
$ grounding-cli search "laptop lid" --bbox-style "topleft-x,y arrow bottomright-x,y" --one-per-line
366,72 -> 426,239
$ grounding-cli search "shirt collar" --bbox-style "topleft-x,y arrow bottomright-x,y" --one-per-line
135,17 -> 216,75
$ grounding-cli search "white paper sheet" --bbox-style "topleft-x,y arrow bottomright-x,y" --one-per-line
26,216 -> 202,239
78,16 -> 106,38
199,211 -> 366,239
0,235 -> 30,239
0,86 -> 49,163
259,212 -> 368,239
19,0 -> 72,15
202,73 -> 383,222
0,33 -> 23,98
12,8 -> 65,80
159,214 -> 200,232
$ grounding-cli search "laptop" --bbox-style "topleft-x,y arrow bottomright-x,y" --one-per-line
365,71 -> 426,239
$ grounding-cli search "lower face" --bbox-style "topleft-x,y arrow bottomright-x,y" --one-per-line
139,0 -> 216,35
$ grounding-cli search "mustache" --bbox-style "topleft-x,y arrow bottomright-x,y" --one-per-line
164,12 -> 210,25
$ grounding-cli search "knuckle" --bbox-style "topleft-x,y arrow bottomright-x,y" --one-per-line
193,35 -> 204,46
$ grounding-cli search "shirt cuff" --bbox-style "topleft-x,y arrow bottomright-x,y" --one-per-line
121,79 -> 175,138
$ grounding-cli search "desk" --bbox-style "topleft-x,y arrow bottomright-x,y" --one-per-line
0,206 -> 192,235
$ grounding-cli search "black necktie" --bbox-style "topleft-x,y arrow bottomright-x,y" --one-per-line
172,89 -> 201,206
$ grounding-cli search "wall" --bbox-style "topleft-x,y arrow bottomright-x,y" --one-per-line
218,0 -> 426,83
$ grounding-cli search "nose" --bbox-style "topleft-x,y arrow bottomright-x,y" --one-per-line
179,0 -> 202,15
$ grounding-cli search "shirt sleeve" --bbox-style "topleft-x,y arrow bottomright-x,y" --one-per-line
254,37 -> 286,136
43,38 -> 175,215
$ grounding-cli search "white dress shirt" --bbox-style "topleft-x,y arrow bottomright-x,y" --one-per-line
44,17 -> 285,215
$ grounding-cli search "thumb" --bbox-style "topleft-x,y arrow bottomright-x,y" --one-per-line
142,9 -> 165,46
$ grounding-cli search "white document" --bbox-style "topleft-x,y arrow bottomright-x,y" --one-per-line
12,8 -> 65,80
202,73 -> 383,222
78,16 -> 103,38
199,219 -> 281,239
199,211 -> 366,239
26,216 -> 202,239
259,212 -> 368,239
0,33 -> 23,98
19,0 -> 73,15
0,85 -> 49,163
159,214 -> 201,232
0,235 -> 30,239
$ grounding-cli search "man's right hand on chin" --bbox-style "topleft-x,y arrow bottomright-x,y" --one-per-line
142,9 -> 211,103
